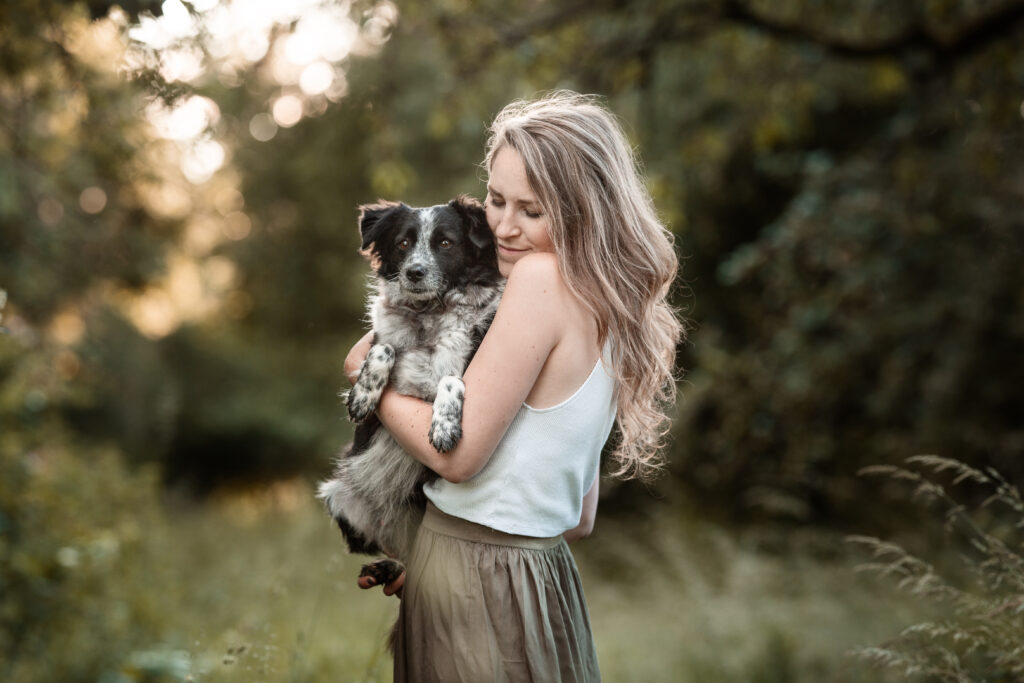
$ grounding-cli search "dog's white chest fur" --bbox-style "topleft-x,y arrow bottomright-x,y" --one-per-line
371,283 -> 502,399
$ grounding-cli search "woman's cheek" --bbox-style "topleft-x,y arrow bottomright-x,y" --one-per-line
485,207 -> 500,234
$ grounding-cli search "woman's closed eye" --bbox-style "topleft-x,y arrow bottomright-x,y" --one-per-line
488,194 -> 541,219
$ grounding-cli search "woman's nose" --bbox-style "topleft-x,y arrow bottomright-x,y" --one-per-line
493,208 -> 518,238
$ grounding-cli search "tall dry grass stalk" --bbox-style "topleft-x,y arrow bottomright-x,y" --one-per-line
848,455 -> 1024,682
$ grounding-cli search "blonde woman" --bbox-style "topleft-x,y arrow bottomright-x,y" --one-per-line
345,91 -> 681,682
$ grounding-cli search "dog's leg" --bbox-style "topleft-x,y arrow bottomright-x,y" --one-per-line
345,343 -> 395,423
428,376 -> 465,453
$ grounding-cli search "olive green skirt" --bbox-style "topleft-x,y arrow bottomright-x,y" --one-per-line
393,502 -> 600,682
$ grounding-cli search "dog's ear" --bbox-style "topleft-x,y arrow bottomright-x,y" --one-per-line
448,195 -> 493,252
358,201 -> 404,251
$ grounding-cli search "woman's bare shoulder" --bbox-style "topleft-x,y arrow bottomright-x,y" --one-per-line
507,251 -> 560,281
504,252 -> 573,304
504,255 -> 600,407
503,252 -> 597,351
491,254 -> 566,347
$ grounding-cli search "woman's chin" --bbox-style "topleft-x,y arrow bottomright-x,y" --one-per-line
497,259 -> 515,277
497,250 -> 532,277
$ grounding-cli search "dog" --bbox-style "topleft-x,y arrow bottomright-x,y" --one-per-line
317,195 -> 503,586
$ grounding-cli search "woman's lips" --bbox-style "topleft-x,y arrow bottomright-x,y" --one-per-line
498,244 -> 528,255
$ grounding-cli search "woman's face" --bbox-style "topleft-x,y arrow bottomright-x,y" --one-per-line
485,146 -> 555,277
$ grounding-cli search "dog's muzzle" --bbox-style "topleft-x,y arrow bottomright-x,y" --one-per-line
404,265 -> 426,283
398,262 -> 443,299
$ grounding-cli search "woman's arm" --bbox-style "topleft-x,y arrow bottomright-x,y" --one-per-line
563,472 -> 599,543
344,331 -> 375,384
376,253 -> 564,483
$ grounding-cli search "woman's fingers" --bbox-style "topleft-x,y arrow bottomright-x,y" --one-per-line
356,569 -> 404,597
382,571 -> 406,597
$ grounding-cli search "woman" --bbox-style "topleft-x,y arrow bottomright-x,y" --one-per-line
346,91 -> 681,682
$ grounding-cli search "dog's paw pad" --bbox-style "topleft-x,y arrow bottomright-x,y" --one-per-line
359,558 -> 405,586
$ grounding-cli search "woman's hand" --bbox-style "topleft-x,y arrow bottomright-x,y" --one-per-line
345,331 -> 374,385
563,472 -> 599,543
358,571 -> 405,598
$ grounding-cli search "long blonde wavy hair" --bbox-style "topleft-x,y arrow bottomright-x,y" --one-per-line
484,91 -> 683,481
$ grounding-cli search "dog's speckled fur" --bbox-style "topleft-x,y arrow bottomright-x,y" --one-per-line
317,196 -> 502,567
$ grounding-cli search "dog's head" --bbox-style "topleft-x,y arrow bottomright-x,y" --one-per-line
357,195 -> 500,305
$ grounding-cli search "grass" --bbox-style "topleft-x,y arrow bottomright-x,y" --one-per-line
94,480 -> 929,682
847,456 -> 1024,681
139,483 -> 398,683
577,507 -> 920,682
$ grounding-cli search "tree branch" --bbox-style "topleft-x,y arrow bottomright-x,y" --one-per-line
719,0 -> 1024,63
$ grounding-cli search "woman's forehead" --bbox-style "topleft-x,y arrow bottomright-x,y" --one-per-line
488,147 -> 537,201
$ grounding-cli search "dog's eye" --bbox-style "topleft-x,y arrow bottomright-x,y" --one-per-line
439,239 -> 452,249
398,239 -> 410,250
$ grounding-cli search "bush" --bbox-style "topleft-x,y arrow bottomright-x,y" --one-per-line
0,332 -> 176,681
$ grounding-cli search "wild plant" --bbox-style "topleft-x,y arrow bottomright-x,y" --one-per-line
848,455 -> 1024,682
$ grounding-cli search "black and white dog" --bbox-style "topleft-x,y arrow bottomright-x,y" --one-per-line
317,196 -> 502,584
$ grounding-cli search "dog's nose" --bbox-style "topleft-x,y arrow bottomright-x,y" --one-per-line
404,265 -> 426,282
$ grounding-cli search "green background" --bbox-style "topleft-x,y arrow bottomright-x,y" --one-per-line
2,0 -> 1022,680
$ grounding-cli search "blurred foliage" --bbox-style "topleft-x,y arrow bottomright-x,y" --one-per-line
0,331 -> 169,680
658,2 -> 1024,525
13,2 -> 1024,679
2,3 -> 1022,680
0,331 -> 395,680
0,1 -> 173,323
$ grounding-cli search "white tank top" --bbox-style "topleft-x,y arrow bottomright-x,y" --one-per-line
424,345 -> 617,537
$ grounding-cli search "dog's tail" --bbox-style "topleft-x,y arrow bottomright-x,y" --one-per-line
316,472 -> 383,555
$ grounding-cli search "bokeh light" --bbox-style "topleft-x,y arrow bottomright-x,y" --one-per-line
272,95 -> 303,127
248,112 -> 278,141
37,198 -> 64,226
180,138 -> 226,184
299,61 -> 334,95
159,45 -> 205,83
49,310 -> 86,345
129,288 -> 178,339
128,0 -> 398,183
146,95 -> 220,142
128,0 -> 198,49
223,211 -> 252,240
79,187 -> 108,214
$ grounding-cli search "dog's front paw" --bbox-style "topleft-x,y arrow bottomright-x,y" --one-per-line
346,343 -> 395,423
346,389 -> 376,424
429,376 -> 464,452
359,558 -> 405,587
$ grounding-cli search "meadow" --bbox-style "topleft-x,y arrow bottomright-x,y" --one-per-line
75,481 -> 922,683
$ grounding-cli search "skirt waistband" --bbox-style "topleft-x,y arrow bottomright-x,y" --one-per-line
422,502 -> 563,550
